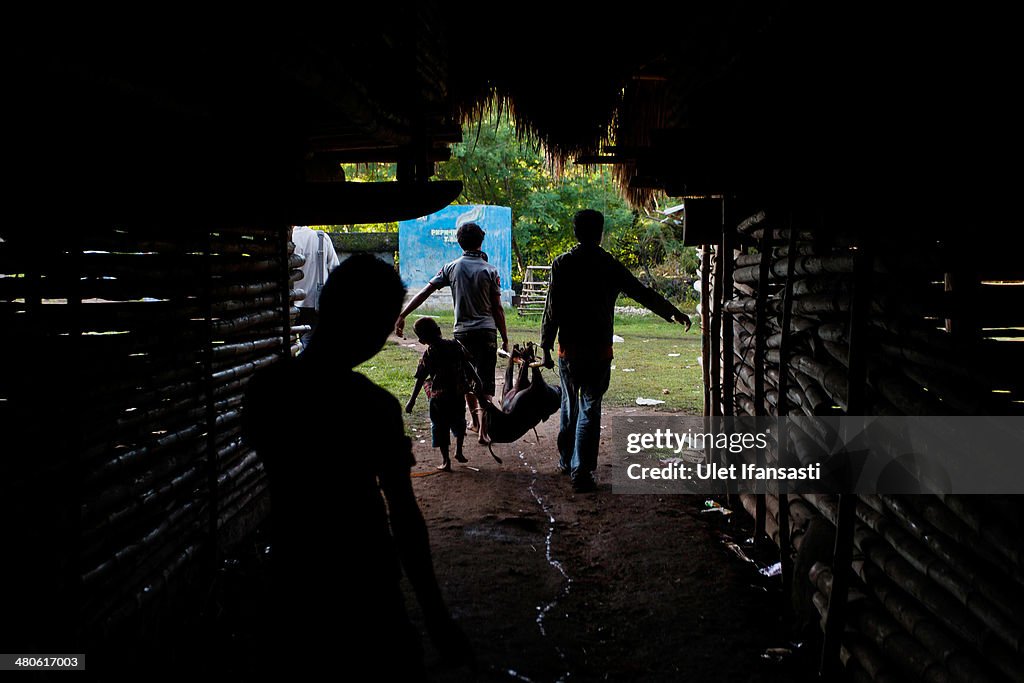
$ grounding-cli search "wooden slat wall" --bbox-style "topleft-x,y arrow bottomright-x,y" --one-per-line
699,205 -> 1024,681
0,225 -> 302,647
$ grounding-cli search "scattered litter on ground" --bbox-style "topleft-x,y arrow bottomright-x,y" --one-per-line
418,439 -> 426,443
610,365 -> 616,370
724,541 -> 756,564
622,368 -> 636,372
465,466 -> 480,472
662,389 -> 671,394
613,306 -> 653,316
702,499 -> 733,515
612,334 -> 625,342
636,397 -> 666,405
761,647 -> 793,663
667,353 -> 681,357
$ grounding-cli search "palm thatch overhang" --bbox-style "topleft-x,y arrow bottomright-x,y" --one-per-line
445,4 -> 1017,231
5,5 -> 1015,232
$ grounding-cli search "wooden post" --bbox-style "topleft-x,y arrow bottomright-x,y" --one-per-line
68,234 -> 84,651
754,225 -> 771,414
820,494 -> 856,679
701,247 -> 712,416
721,200 -> 735,416
710,245 -> 724,416
820,236 -> 872,678
846,238 -> 871,416
753,222 -> 772,538
280,226 -> 292,356
776,213 -> 799,605
203,230 -> 220,564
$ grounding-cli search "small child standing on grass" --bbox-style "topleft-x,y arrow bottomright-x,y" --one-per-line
406,317 -> 480,471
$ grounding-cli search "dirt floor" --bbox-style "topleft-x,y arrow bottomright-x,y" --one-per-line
403,404 -> 815,682
193,355 -> 817,682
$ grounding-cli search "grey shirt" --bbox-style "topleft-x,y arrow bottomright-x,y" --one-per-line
429,250 -> 500,333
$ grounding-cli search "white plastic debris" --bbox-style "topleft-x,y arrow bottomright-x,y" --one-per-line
622,368 -> 636,372
668,353 -> 681,357
612,335 -> 625,343
636,397 -> 666,405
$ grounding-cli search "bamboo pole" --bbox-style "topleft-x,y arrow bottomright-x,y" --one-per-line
700,247 -> 712,415
752,225 -> 773,537
733,254 -> 855,283
722,215 -> 736,417
934,496 -> 1023,573
852,558 -> 1004,683
911,497 -> 1024,585
853,521 -> 1024,679
783,355 -> 848,410
812,562 -> 958,683
876,495 -> 1023,618
791,276 -> 850,298
711,245 -> 723,417
857,499 -> 1023,651
747,227 -> 817,243
724,293 -> 851,316
821,493 -> 860,678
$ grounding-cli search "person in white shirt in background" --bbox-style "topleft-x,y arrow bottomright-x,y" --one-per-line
291,225 -> 341,350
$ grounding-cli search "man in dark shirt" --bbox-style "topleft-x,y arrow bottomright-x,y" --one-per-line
541,209 -> 691,493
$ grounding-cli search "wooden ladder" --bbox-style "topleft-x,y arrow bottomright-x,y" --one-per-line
517,265 -> 551,316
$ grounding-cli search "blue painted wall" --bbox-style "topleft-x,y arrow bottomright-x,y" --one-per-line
399,205 -> 514,303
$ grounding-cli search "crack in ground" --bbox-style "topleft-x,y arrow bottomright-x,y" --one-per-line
516,450 -> 572,682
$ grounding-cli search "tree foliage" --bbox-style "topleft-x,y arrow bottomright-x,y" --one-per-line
331,113 -> 697,295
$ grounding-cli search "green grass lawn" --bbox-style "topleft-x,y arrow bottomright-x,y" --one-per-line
355,306 -> 703,418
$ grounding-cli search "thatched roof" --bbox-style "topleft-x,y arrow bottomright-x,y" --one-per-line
5,5 -> 1013,226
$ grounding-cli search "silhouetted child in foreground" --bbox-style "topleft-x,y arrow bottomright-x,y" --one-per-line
244,255 -> 472,677
406,317 -> 479,471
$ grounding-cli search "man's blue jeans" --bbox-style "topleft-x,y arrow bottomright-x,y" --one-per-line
557,356 -> 612,483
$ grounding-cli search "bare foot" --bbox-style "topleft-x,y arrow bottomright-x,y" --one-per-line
478,434 -> 491,446
467,423 -> 480,434
437,462 -> 452,472
454,452 -> 468,463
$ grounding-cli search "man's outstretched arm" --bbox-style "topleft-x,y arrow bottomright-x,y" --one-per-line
395,282 -> 440,336
618,262 -> 692,331
619,264 -> 691,331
